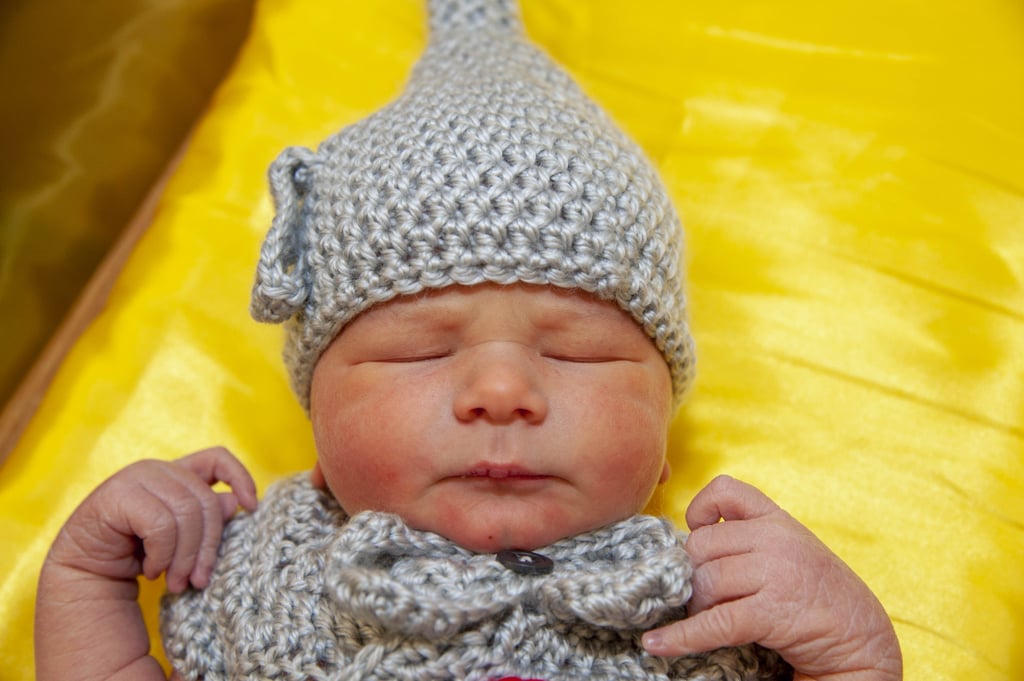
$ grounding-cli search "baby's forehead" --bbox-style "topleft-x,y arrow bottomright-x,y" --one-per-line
347,283 -> 636,330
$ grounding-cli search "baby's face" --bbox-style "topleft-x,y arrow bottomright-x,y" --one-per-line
309,283 -> 673,552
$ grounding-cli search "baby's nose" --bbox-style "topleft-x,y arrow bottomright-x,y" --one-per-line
452,345 -> 548,424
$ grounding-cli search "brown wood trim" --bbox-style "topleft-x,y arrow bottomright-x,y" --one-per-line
0,137 -> 190,466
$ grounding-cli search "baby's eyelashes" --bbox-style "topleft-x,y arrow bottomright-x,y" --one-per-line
539,340 -> 640,364
367,350 -> 453,363
541,353 -> 628,363
351,335 -> 639,366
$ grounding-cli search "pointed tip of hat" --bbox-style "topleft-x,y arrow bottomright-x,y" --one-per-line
427,0 -> 523,39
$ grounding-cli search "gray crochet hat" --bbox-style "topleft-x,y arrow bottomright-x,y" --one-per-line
251,0 -> 696,411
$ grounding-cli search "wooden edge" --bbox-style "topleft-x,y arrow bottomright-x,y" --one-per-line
0,135 -> 191,466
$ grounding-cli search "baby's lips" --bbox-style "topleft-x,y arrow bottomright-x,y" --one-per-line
456,461 -> 549,479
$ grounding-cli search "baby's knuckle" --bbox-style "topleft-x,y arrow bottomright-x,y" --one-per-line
195,487 -> 221,512
690,568 -> 715,605
106,458 -> 159,486
707,474 -> 739,494
142,514 -> 179,547
684,525 -> 711,558
165,494 -> 203,523
704,604 -> 739,640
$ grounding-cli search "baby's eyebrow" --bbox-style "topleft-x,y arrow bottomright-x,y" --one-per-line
533,308 -> 606,329
375,300 -> 467,328
535,299 -> 634,325
370,292 -> 631,332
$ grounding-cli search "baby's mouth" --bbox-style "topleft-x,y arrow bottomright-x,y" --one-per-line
458,465 -> 548,480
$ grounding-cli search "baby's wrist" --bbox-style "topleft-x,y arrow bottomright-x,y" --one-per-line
39,554 -> 139,601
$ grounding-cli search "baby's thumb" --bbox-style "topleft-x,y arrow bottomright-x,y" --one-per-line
217,492 -> 244,519
642,607 -> 748,657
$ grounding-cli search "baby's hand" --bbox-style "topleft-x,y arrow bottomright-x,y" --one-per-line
45,446 -> 257,592
642,476 -> 902,681
37,447 -> 257,681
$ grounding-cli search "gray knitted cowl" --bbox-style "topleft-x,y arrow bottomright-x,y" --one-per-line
160,475 -> 791,680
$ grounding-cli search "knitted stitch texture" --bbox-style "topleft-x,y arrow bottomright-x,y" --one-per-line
250,0 -> 695,410
160,475 -> 792,681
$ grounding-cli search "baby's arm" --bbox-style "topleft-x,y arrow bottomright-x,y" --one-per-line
643,476 -> 902,681
35,447 -> 257,681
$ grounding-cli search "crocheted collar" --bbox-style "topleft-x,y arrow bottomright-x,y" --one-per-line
325,510 -> 694,639
162,477 -> 791,680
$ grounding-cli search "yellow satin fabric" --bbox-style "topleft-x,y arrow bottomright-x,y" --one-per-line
2,1 -> 1022,678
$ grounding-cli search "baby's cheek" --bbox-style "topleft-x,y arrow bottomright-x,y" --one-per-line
591,396 -> 668,488
613,449 -> 667,508
325,455 -> 408,515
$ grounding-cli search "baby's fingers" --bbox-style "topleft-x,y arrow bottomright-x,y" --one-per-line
687,553 -> 764,615
157,463 -> 242,591
685,475 -> 780,531
127,474 -> 207,590
643,600 -> 768,657
176,446 -> 258,512
182,490 -> 242,590
217,491 -> 242,519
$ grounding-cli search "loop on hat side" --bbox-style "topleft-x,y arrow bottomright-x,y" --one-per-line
250,146 -> 317,324
427,0 -> 522,40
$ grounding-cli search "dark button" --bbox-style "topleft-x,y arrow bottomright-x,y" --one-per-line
496,549 -> 554,576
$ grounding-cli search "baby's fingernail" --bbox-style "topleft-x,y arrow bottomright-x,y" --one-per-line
642,632 -> 665,653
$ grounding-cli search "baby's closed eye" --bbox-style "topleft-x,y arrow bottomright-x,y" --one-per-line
538,329 -> 648,364
368,348 -> 453,363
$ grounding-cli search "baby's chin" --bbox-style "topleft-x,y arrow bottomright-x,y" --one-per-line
442,526 -> 552,554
